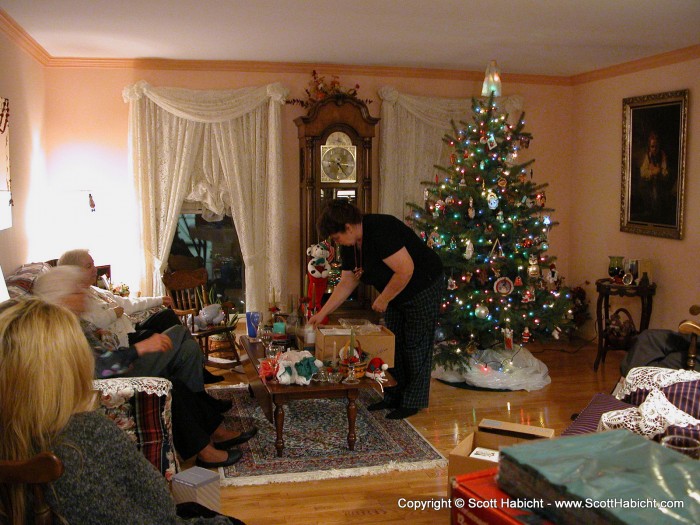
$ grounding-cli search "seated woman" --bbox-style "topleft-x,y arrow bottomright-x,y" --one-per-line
34,266 -> 255,469
0,297 -> 245,524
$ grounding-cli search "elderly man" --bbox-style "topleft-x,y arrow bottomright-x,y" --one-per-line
58,248 -> 225,384
58,249 -> 177,347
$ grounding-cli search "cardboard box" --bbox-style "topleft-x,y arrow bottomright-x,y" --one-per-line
171,466 -> 220,512
315,325 -> 395,367
448,419 -> 554,492
451,468 -> 555,525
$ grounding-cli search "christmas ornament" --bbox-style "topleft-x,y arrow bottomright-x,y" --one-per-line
497,211 -> 504,223
489,239 -> 504,259
487,136 -> 497,150
463,239 -> 474,259
536,192 -> 546,207
427,231 -> 442,248
434,326 -> 446,342
514,275 -> 524,287
474,304 -> 489,319
446,277 -> 458,290
468,197 -> 476,218
494,276 -> 514,296
527,254 -> 540,278
462,272 -> 472,283
487,190 -> 499,209
449,237 -> 457,250
521,327 -> 531,343
503,326 -> 514,350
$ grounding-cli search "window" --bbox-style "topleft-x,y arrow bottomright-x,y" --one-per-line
169,213 -> 245,309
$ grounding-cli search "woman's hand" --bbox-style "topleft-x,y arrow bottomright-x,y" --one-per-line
113,306 -> 124,318
161,296 -> 174,308
372,295 -> 389,313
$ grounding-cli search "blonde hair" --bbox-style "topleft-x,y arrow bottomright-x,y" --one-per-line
0,298 -> 95,524
57,249 -> 90,267
33,266 -> 87,304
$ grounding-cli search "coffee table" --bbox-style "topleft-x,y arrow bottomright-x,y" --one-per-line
239,335 -> 396,457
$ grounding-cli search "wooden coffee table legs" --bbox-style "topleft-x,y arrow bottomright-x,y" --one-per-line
272,390 -> 360,457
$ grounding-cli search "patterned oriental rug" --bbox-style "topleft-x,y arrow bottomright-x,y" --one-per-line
207,385 -> 446,487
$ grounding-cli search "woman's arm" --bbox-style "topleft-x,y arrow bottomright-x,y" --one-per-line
308,270 -> 360,326
372,247 -> 414,313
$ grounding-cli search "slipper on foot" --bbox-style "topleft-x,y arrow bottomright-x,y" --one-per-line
195,448 -> 242,469
386,407 -> 419,419
213,427 -> 258,450
367,400 -> 399,411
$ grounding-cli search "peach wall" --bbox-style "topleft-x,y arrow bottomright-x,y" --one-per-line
37,67 -> 576,303
0,28 -> 45,273
571,58 -> 700,335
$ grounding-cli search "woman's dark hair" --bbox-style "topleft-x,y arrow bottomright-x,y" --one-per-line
317,199 -> 363,238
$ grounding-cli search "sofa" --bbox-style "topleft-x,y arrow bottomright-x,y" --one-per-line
4,262 -> 179,478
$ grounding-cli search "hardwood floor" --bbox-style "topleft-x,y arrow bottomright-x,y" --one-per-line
206,339 -> 624,524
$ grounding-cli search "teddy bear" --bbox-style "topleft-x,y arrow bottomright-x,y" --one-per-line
188,303 -> 225,331
306,241 -> 334,313
275,349 -> 324,386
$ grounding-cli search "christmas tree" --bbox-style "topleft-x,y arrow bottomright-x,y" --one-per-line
406,93 -> 575,375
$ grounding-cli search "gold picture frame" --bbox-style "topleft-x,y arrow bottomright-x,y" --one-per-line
620,89 -> 688,239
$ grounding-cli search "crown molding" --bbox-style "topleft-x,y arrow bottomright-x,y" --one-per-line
571,45 -> 700,85
2,8 -> 697,86
0,9 -> 50,65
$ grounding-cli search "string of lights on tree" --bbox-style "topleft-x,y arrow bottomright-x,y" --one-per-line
406,92 -> 575,374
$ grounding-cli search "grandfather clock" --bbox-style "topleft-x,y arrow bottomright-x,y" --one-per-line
295,94 -> 379,312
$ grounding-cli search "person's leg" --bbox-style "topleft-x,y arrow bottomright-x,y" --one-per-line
136,308 -> 182,333
386,277 -> 442,418
621,329 -> 693,376
169,380 -> 244,467
169,379 -> 222,459
124,325 -> 206,392
374,306 -> 404,410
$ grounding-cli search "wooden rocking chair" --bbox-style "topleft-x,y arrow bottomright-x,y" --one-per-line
162,268 -> 242,370
0,452 -> 64,525
679,304 -> 700,370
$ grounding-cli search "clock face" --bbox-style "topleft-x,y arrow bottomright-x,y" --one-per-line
321,145 -> 357,183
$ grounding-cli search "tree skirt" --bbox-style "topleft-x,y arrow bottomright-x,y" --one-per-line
432,345 -> 551,391
207,385 -> 446,486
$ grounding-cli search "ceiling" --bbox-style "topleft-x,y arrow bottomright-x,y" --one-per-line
1,0 -> 699,77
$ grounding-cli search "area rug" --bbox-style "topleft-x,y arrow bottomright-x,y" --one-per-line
207,385 -> 446,486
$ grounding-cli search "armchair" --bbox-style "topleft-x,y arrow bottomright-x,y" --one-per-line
93,377 -> 179,479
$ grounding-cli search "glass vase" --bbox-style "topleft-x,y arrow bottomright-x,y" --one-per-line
608,256 -> 625,282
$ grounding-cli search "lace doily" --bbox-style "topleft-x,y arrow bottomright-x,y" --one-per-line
615,366 -> 700,399
600,388 -> 700,438
93,377 -> 172,397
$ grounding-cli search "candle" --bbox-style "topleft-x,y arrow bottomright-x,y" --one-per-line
332,341 -> 337,366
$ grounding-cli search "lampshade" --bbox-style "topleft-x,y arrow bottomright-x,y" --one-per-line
481,60 -> 502,97
0,264 -> 9,303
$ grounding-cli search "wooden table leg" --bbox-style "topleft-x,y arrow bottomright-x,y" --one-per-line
346,391 -> 358,451
274,401 -> 285,457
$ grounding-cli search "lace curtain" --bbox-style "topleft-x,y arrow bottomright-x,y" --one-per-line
378,86 -> 523,219
123,81 -> 289,310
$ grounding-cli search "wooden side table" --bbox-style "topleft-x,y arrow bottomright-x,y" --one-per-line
593,278 -> 656,371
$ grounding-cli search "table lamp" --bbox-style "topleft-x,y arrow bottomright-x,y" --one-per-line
0,264 -> 10,302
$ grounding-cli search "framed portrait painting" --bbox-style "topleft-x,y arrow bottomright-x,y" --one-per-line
620,89 -> 688,239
